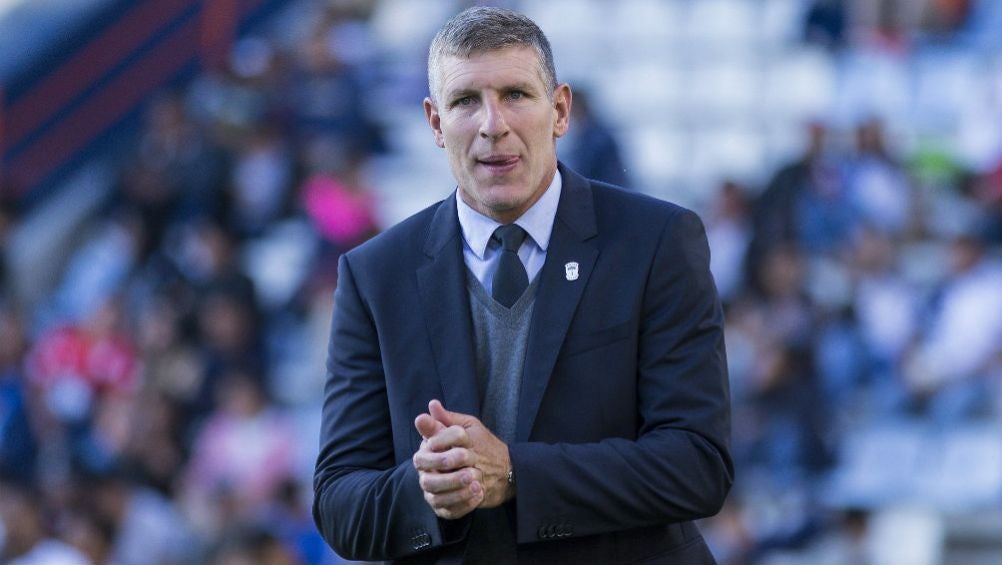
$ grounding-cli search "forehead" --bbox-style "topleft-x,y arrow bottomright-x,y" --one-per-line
437,46 -> 547,96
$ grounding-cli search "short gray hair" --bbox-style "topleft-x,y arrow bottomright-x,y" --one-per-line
427,7 -> 557,102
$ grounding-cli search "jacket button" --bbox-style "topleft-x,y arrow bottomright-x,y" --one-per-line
537,525 -> 548,539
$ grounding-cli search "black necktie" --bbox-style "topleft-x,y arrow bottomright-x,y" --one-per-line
491,224 -> 529,308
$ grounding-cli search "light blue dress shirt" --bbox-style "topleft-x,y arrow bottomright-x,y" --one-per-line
456,170 -> 562,295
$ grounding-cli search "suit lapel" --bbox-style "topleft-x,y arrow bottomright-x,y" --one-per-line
416,194 -> 480,417
516,166 -> 599,441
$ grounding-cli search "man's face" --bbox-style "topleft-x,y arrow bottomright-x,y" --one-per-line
424,46 -> 571,224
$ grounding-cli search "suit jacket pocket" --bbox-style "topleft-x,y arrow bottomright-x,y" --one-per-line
560,320 -> 633,359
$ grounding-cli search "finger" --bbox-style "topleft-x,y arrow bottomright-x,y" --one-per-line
413,446 -> 472,472
414,413 -> 445,440
431,490 -> 483,520
418,467 -> 477,494
425,480 -> 483,513
425,425 -> 471,452
429,399 -> 476,429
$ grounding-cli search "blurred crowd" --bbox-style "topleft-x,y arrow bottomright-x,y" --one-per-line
1,3 -> 385,564
701,117 -> 1002,564
1,1 -> 1001,564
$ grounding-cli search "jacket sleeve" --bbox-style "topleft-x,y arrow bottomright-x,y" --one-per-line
509,208 -> 734,542
312,253 -> 459,561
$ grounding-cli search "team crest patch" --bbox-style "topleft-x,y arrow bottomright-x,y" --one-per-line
564,262 -> 579,281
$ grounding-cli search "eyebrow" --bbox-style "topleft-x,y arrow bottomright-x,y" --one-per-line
445,81 -> 541,102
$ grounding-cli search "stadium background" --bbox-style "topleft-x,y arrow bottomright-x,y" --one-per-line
1,0 -> 1001,563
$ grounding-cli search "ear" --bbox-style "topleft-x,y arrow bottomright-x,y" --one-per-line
424,97 -> 445,148
552,83 -> 572,138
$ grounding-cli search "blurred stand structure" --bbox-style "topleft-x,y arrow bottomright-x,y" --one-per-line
1,1 -> 1001,564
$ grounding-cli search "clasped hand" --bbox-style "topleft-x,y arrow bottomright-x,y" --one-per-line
412,399 -> 513,519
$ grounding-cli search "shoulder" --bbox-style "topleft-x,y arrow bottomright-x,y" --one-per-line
591,180 -> 690,215
559,163 -> 695,224
585,178 -> 703,237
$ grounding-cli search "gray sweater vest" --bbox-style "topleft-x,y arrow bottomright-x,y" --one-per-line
466,270 -> 539,442
461,270 -> 539,564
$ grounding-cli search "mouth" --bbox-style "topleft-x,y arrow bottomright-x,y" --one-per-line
476,154 -> 519,174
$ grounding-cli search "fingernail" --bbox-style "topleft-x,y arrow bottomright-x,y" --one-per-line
461,473 -> 471,485
470,481 -> 481,494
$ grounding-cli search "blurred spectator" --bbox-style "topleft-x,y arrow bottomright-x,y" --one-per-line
168,216 -> 256,292
26,297 -> 137,409
164,218 -> 264,417
227,124 -> 297,238
903,231 -> 1002,419
188,36 -> 288,149
749,121 -> 856,265
263,269 -> 336,407
193,282 -> 265,416
120,390 -> 189,497
133,297 -> 203,417
846,227 -> 918,407
747,122 -> 825,289
263,479 -> 341,565
25,296 -> 138,478
120,92 -> 228,248
61,504 -> 115,565
728,242 -> 835,489
299,139 -> 379,259
849,0 -> 914,51
751,245 -> 815,345
845,119 -> 912,236
973,158 -> 1002,243
793,156 -> 855,255
920,0 -> 972,37
84,468 -> 197,565
0,198 -> 15,300
182,370 -> 298,537
0,308 -> 37,483
804,0 -> 849,49
706,180 -> 753,304
0,481 -> 91,565
208,526 -> 299,565
43,209 -> 145,327
558,88 -> 630,187
288,16 -> 383,154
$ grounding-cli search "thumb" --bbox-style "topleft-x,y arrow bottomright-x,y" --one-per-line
414,413 -> 445,440
429,399 -> 475,428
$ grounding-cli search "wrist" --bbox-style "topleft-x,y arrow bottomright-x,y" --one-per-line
504,448 -> 516,500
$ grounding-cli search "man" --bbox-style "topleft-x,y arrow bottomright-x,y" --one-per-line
313,7 -> 732,564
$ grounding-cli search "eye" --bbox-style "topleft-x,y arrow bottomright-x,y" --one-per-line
508,90 -> 524,101
456,96 -> 474,107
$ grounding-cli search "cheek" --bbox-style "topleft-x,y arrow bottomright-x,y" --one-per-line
441,123 -> 473,152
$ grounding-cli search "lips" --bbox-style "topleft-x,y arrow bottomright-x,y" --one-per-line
477,155 -> 519,173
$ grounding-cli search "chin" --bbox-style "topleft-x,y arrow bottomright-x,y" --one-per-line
487,191 -> 529,210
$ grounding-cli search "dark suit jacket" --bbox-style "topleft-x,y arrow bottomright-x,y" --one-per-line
314,165 -> 733,564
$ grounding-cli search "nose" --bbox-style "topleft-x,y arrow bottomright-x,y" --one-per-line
479,99 -> 509,140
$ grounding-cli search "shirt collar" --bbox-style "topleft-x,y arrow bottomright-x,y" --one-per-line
456,169 -> 562,259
